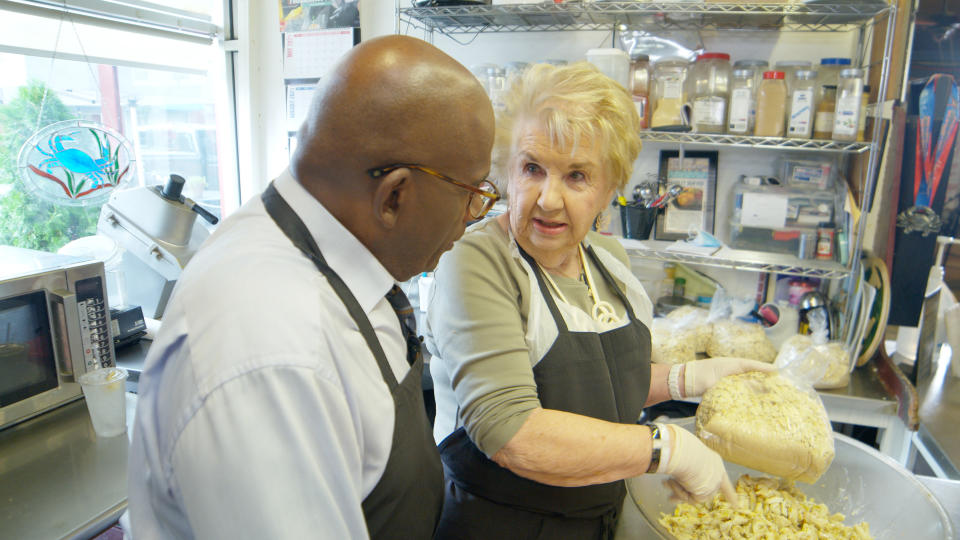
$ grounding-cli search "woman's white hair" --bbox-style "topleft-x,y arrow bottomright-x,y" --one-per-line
491,61 -> 643,193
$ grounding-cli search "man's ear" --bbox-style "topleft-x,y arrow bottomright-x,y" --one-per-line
372,168 -> 411,230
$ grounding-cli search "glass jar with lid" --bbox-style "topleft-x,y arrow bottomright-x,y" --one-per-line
787,70 -> 817,139
650,56 -> 690,128
687,52 -> 731,133
813,85 -> 837,139
774,60 -> 813,95
734,59 -> 769,92
833,68 -> 864,142
629,53 -> 651,129
728,69 -> 756,135
858,84 -> 872,142
486,66 -> 507,111
816,57 -> 852,99
755,71 -> 787,137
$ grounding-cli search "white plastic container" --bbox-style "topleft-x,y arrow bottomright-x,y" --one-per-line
586,48 -> 630,91
728,68 -> 756,135
687,52 -> 731,134
787,70 -> 817,139
58,235 -> 126,308
833,68 -> 864,142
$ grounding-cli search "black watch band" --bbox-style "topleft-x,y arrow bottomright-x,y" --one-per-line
646,422 -> 662,474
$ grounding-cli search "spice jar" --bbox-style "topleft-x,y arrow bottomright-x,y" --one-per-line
833,68 -> 864,142
486,66 -> 507,111
734,59 -> 768,93
774,60 -> 813,95
728,68 -> 756,135
857,84 -> 871,142
673,277 -> 686,298
687,52 -> 731,134
813,85 -> 837,139
816,57 -> 852,98
755,71 -> 787,137
816,223 -> 836,260
629,53 -> 651,129
787,70 -> 817,139
650,57 -> 690,128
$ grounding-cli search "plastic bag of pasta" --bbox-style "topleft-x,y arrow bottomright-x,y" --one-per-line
650,317 -> 697,365
695,371 -> 835,483
704,290 -> 777,363
665,305 -> 713,353
705,320 -> 777,363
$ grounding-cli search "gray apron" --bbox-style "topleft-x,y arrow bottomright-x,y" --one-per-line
262,183 -> 444,539
434,244 -> 652,540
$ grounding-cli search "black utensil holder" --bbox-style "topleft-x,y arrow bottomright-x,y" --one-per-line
620,205 -> 658,240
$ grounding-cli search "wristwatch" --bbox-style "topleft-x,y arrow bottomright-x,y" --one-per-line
646,422 -> 663,474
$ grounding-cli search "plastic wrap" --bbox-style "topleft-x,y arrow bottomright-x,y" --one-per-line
665,305 -> 713,352
695,371 -> 835,483
775,309 -> 850,389
706,320 -> 778,362
651,306 -> 713,364
776,335 -> 851,389
704,290 -> 777,362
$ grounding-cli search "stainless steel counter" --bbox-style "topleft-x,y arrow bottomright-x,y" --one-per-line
917,350 -> 960,479
0,393 -> 136,540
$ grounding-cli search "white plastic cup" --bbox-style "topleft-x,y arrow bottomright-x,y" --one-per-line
77,367 -> 128,437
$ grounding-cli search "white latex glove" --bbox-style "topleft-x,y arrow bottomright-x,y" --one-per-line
684,357 -> 777,398
657,423 -> 738,506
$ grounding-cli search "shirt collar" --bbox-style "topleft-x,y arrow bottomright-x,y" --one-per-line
273,169 -> 395,314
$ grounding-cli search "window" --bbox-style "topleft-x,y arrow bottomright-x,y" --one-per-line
0,3 -> 234,252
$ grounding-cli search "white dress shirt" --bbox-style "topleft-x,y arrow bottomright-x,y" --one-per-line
127,169 -> 410,539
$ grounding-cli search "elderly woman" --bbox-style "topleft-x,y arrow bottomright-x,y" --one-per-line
424,62 -> 771,539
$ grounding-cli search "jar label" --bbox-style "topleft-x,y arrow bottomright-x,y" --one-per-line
788,90 -> 813,136
693,97 -> 726,127
729,88 -> 752,133
664,78 -> 682,100
833,94 -> 859,137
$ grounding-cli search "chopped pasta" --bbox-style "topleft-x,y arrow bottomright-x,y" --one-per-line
659,475 -> 873,540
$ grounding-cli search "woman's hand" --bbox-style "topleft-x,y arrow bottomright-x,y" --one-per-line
656,423 -> 738,506
682,357 -> 776,398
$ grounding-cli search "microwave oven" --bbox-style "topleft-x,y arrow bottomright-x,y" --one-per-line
0,246 -> 115,430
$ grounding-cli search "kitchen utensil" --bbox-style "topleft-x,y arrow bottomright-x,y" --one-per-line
639,184 -> 655,207
651,184 -> 683,208
623,417 -> 954,539
657,184 -> 683,208
799,290 -> 832,338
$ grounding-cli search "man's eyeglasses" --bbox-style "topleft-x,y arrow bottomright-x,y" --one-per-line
368,163 -> 501,220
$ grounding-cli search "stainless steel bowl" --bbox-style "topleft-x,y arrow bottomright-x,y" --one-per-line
617,418 -> 954,539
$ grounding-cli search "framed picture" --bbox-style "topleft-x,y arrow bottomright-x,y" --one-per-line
654,150 -> 718,241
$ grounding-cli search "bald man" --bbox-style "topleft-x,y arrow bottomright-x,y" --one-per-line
126,36 -> 495,539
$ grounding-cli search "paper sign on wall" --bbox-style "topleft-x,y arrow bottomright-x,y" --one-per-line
283,29 -> 353,79
741,193 -> 788,228
286,83 -> 316,132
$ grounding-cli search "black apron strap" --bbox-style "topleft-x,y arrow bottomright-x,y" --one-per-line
261,182 -> 399,389
517,244 -> 571,333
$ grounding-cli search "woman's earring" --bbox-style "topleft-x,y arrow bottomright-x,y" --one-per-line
594,210 -> 610,232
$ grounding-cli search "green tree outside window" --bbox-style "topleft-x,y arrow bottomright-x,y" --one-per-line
0,81 -> 100,252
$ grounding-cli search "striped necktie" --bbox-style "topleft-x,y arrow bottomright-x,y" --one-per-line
385,285 -> 421,366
